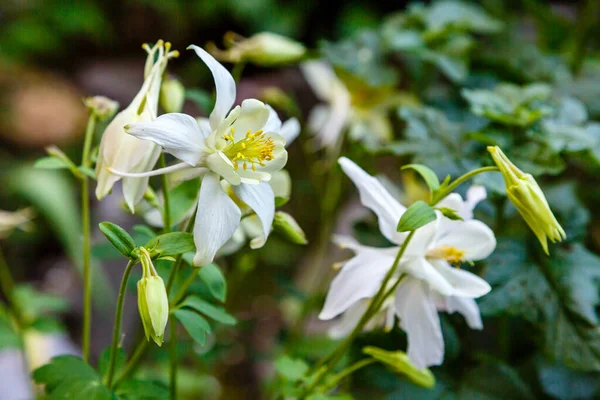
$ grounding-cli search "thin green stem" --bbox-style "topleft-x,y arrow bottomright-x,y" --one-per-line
321,358 -> 377,392
169,317 -> 178,399
114,339 -> 148,385
171,268 -> 199,306
430,166 -> 498,205
0,247 -> 22,325
159,154 -> 172,234
105,259 -> 136,388
231,63 -> 246,84
81,114 -> 97,363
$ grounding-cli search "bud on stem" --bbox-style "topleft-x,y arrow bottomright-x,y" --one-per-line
137,247 -> 169,346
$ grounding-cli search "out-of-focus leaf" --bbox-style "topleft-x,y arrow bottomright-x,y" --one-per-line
186,89 -> 213,114
0,309 -> 20,350
173,308 -> 211,346
98,347 -> 126,379
458,360 -> 535,399
275,356 -> 309,382
480,243 -> 600,371
537,359 -> 600,400
180,295 -> 236,325
12,285 -> 67,323
182,254 -> 227,303
402,164 -> 440,191
114,379 -> 169,400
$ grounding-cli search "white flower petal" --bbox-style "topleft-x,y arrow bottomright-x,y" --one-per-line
319,246 -> 395,320
466,185 -> 487,212
329,301 -> 368,339
431,260 -> 491,298
269,170 -> 291,199
338,157 -> 407,244
192,173 -> 241,266
263,105 -> 283,134
233,182 -> 275,249
435,294 -> 483,330
307,104 -> 330,137
231,99 -> 271,140
206,152 -> 241,185
400,257 -> 455,296
188,45 -> 236,130
280,117 -> 300,146
403,216 -> 439,257
436,220 -> 496,260
126,113 -> 206,166
122,144 -> 161,212
394,278 -> 444,369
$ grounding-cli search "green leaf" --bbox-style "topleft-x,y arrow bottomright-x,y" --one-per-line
180,295 -> 237,325
173,309 -> 211,346
145,232 -> 195,257
33,157 -> 70,170
275,356 -> 309,382
168,178 -> 201,226
99,221 -> 136,258
436,207 -> 463,221
190,260 -> 227,302
33,355 -> 116,399
363,346 -> 435,388
458,359 -> 535,400
12,285 -> 68,322
402,164 -> 440,191
480,242 -> 600,371
114,379 -> 169,400
98,346 -> 126,379
78,166 -> 97,180
0,310 -> 20,350
396,201 -> 436,232
186,89 -> 213,113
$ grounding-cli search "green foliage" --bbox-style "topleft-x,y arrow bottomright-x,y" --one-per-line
396,200 -> 436,232
145,232 -> 195,258
172,308 -> 211,346
401,164 -> 440,192
99,222 -> 137,259
364,346 -> 435,388
179,295 -> 237,325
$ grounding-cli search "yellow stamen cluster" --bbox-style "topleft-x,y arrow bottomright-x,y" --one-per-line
223,128 -> 275,171
427,246 -> 466,265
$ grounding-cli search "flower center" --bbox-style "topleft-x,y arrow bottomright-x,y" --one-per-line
222,128 -> 275,171
427,246 -> 466,264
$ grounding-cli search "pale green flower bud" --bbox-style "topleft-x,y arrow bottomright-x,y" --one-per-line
83,96 -> 119,121
208,32 -> 306,66
273,211 -> 307,245
137,248 -> 169,346
487,146 -> 566,254
159,76 -> 185,113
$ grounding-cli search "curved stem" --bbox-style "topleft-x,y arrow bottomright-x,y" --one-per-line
105,259 -> 136,388
430,166 -> 498,205
81,114 -> 97,362
321,358 -> 377,393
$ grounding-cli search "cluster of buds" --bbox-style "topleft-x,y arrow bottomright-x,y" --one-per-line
488,146 -> 566,254
137,247 -> 169,346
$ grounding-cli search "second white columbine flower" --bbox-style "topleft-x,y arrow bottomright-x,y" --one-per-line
320,157 -> 496,369
116,46 -> 298,266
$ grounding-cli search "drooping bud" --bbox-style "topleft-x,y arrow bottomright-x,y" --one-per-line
159,76 -> 185,113
83,96 -> 119,121
273,211 -> 307,245
207,32 -> 306,66
137,247 -> 169,346
95,40 -> 179,212
487,146 -> 566,254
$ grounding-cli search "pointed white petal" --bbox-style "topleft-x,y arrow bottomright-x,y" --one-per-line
233,182 -> 275,249
192,173 -> 241,266
403,216 -> 439,257
466,185 -> 487,212
280,118 -> 300,146
436,220 -> 496,260
188,45 -> 236,130
400,257 -> 455,296
394,278 -> 444,369
319,246 -> 395,320
126,113 -> 206,165
435,294 -> 483,329
431,260 -> 491,298
338,157 -> 407,244
231,99 -> 271,140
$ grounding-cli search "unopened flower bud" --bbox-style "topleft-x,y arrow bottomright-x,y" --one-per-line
487,146 -> 566,254
273,211 -> 307,245
160,76 -> 185,113
84,96 -> 119,121
208,32 -> 306,66
137,248 -> 169,346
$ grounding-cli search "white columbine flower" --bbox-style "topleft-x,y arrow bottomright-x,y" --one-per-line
95,41 -> 178,211
113,45 -> 298,266
320,157 -> 496,369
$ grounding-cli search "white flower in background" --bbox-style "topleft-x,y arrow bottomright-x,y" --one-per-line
115,46 -> 298,266
320,157 -> 495,369
95,40 -> 178,212
0,208 -> 34,239
301,62 -> 414,151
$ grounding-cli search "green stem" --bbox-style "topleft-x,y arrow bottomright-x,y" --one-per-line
159,154 -> 172,233
569,0 -> 600,75
81,113 -> 97,363
105,259 -> 136,388
0,247 -> 22,325
171,268 -> 200,306
321,358 -> 377,392
169,317 -> 178,399
231,62 -> 246,84
114,339 -> 149,385
303,232 -> 415,395
430,166 -> 498,205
